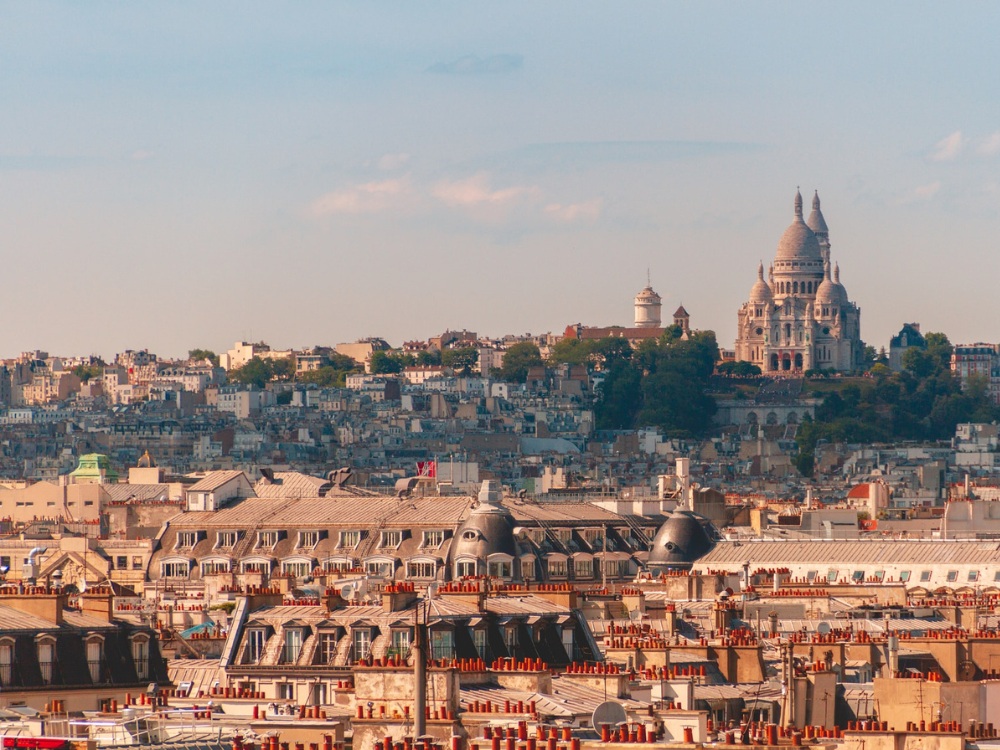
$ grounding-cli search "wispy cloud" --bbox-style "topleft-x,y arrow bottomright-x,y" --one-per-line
427,54 -> 523,75
130,149 -> 154,161
308,176 -> 412,216
307,170 -> 600,227
897,181 -> 942,205
929,130 -> 963,161
978,131 -> 1000,157
431,173 -> 540,208
377,152 -> 410,170
544,198 -> 603,222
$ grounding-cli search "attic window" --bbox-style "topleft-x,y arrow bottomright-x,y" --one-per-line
298,531 -> 320,548
257,531 -> 280,548
462,530 -> 478,541
422,530 -> 445,548
381,531 -> 403,548
217,531 -> 239,548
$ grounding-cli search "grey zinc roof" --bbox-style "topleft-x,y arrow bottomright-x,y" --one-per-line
187,470 -> 248,493
695,539 -> 1000,567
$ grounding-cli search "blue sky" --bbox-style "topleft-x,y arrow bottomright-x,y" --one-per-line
1,2 -> 998,358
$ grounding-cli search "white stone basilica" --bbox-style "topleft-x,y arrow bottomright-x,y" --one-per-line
735,191 -> 863,373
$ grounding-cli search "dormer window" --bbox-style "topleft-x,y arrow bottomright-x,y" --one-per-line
244,628 -> 268,664
176,531 -> 202,549
86,635 -> 105,683
381,530 -> 403,548
422,530 -> 445,548
339,531 -> 362,548
257,531 -> 280,548
298,531 -> 320,548
36,637 -> 56,684
216,531 -> 239,548
283,628 -> 305,663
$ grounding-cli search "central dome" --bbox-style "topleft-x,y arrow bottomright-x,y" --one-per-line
776,220 -> 823,262
775,191 -> 823,263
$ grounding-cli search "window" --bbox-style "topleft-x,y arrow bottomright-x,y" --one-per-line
873,570 -> 885,582
366,560 -> 393,578
0,640 -> 12,685
201,560 -> 230,575
283,629 -> 304,663
282,561 -> 312,578
994,571 -> 1000,582
37,640 -> 55,684
0,556 -> 9,571
899,571 -> 911,582
946,571 -> 958,583
548,559 -> 567,578
339,531 -> 362,548
473,629 -> 487,659
806,570 -> 818,582
257,531 -> 280,548
319,633 -> 338,664
326,559 -> 355,572
390,630 -> 411,658
407,561 -> 436,578
968,571 -> 980,582
116,556 -> 128,570
299,531 -> 320,548
826,569 -> 839,583
353,629 -> 372,661
278,683 -> 295,701
132,556 -> 143,570
381,531 -> 403,548
574,559 -> 593,578
245,629 -> 267,664
852,570 -> 865,582
430,630 -> 454,660
505,626 -> 518,653
87,638 -> 103,682
132,637 -> 149,680
456,560 -> 477,578
176,532 -> 199,549
521,560 -> 534,580
422,530 -> 445,548
161,560 -> 190,578
604,559 -> 629,578
488,559 -> 512,578
920,571 -> 932,582
217,531 -> 239,548
243,561 -> 270,574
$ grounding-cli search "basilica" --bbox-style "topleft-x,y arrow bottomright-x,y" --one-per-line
735,190 -> 863,373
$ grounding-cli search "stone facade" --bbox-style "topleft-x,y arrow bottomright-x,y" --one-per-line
735,191 -> 863,373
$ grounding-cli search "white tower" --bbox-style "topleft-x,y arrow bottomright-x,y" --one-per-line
634,281 -> 662,328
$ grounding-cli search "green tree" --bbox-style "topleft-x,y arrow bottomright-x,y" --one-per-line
188,349 -> 220,366
72,364 -> 103,382
271,357 -> 295,382
548,338 -> 594,367
299,366 -> 349,388
717,361 -> 762,377
370,351 -> 410,374
228,357 -> 273,388
442,347 -> 479,376
498,342 -> 543,383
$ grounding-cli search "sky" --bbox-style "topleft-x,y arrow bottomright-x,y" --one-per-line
1,2 -> 999,360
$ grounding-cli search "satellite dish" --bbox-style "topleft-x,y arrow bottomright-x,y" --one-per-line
427,583 -> 439,600
592,701 -> 627,730
816,622 -> 832,635
340,584 -> 355,600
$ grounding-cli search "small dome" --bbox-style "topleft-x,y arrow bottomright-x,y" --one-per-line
635,286 -> 660,302
748,262 -> 773,303
647,510 -> 716,572
806,191 -> 829,235
449,481 -> 517,566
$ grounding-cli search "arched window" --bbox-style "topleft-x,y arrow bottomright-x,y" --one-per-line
793,281 -> 799,294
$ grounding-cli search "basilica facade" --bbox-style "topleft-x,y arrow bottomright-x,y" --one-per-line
735,191 -> 863,373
